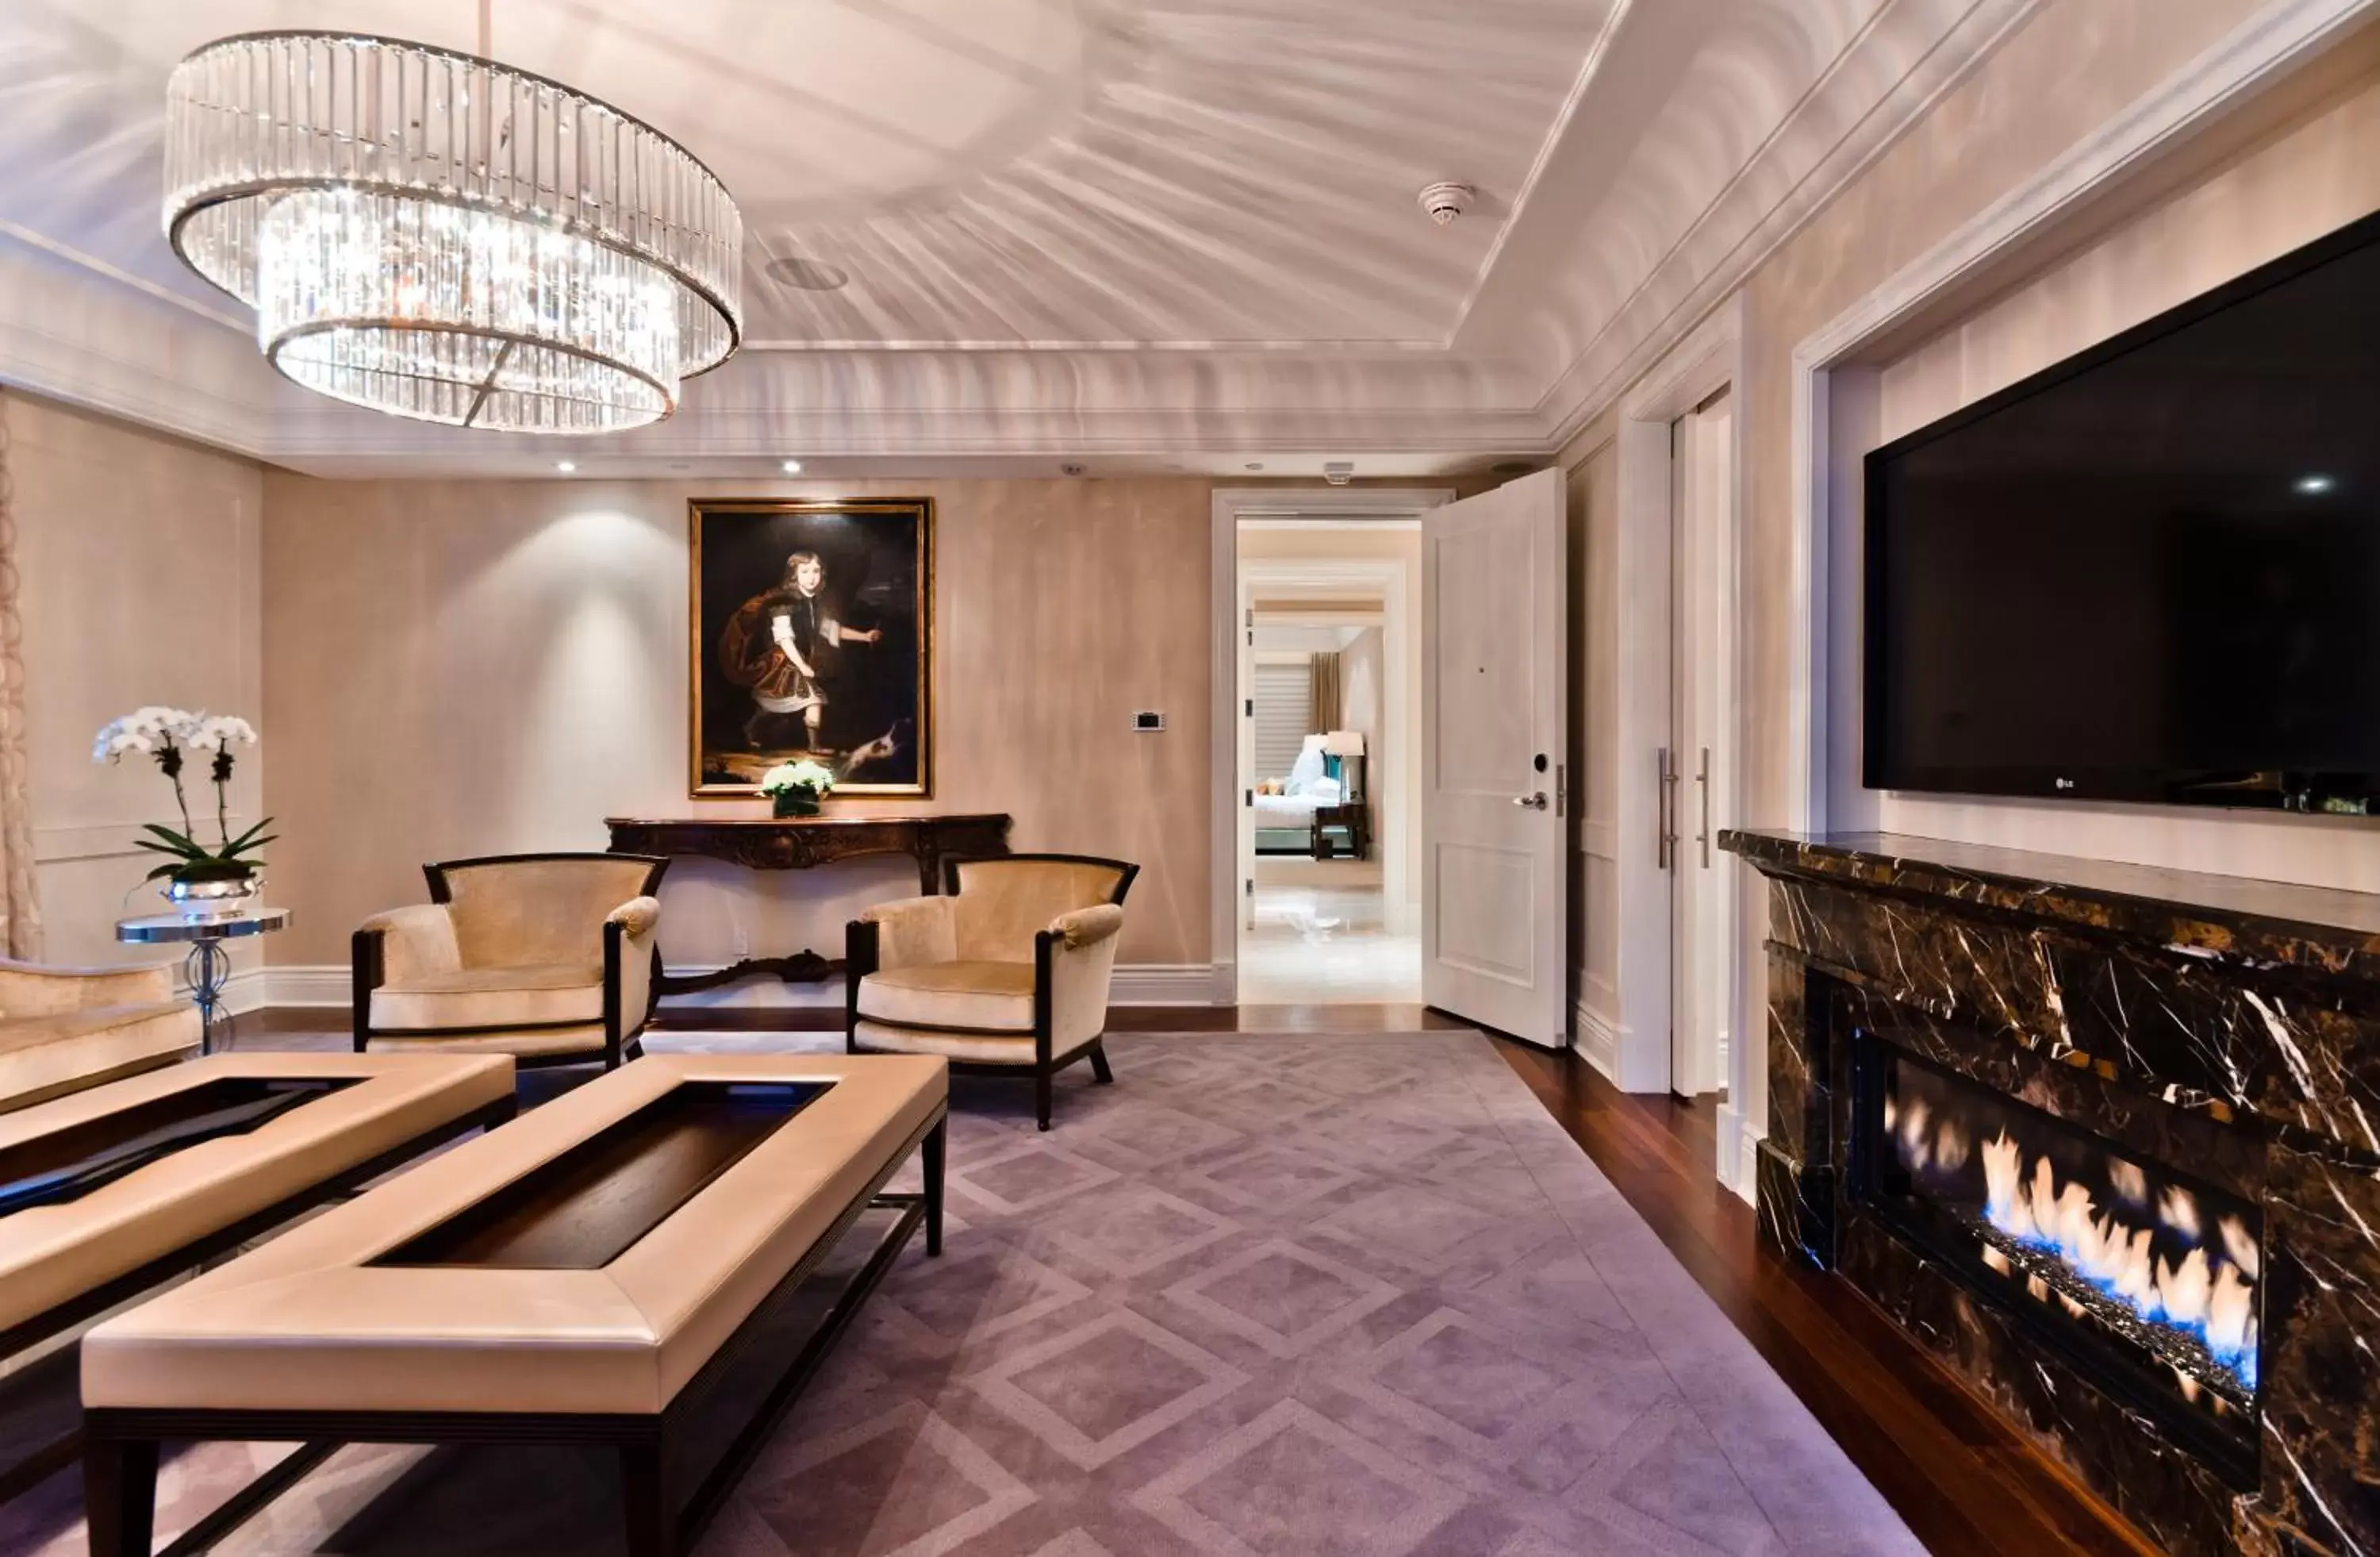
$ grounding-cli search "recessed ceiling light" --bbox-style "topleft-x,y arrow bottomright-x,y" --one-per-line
2296,473 -> 2337,495
781,459 -> 803,475
765,256 -> 850,291
555,460 -> 578,473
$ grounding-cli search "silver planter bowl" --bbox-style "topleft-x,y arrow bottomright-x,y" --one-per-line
165,872 -> 263,921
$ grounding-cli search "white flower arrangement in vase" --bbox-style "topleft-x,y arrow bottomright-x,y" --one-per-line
758,758 -> 837,817
92,707 -> 272,909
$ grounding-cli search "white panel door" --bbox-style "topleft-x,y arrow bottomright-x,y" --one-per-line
1422,470 -> 1567,1046
1672,390 -> 1734,1095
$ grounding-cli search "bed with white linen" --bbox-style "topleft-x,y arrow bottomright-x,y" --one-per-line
1254,736 -> 1349,854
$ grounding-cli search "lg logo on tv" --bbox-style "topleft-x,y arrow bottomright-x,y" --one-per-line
2054,777 -> 2076,790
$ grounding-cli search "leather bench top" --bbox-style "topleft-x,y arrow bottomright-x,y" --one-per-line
0,1052 -> 514,1334
82,1053 -> 947,1417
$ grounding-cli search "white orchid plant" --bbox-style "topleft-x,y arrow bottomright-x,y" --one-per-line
758,758 -> 837,804
91,706 -> 274,882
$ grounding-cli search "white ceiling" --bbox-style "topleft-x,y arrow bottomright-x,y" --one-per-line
0,0 -> 2039,475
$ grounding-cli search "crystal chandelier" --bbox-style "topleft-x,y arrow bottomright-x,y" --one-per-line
162,30 -> 742,434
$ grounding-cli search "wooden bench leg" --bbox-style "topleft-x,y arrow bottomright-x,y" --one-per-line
84,1436 -> 157,1557
923,1114 -> 946,1256
1088,1040 -> 1114,1085
620,1441 -> 676,1557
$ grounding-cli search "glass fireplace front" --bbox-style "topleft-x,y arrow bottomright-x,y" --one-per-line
1856,1040 -> 2262,1480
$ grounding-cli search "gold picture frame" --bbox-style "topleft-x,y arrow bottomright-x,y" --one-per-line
688,498 -> 934,798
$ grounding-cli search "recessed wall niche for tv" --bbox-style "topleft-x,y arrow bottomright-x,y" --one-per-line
1864,206 -> 2380,816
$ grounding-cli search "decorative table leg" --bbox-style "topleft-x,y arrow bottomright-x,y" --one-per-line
84,1436 -> 158,1557
923,1115 -> 946,1256
620,1440 -> 677,1557
185,936 -> 232,1055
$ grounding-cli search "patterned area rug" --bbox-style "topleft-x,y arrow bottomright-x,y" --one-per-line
1,1031 -> 1919,1555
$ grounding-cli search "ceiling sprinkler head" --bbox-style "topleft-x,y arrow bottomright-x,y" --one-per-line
1418,182 -> 1474,227
1323,461 -> 1355,486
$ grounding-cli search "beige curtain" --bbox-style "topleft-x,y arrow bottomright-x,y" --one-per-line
1310,652 -> 1342,734
0,392 -> 40,959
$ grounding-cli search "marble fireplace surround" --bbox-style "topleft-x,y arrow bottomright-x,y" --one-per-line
1722,829 -> 2379,1557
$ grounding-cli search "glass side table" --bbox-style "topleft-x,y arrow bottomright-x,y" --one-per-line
116,907 -> 290,1055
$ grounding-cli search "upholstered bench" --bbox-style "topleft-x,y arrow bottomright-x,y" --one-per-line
0,1051 -> 513,1501
82,1052 -> 948,1557
0,957 -> 202,1113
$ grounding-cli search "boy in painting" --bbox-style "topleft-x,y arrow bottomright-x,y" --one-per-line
720,552 -> 881,753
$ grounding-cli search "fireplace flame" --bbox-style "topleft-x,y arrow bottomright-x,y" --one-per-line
2108,1157 -> 2148,1206
1977,1130 -> 2258,1392
1898,1098 -> 1932,1171
2221,1215 -> 2259,1281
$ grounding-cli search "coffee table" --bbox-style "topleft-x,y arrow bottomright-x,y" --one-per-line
83,1053 -> 946,1557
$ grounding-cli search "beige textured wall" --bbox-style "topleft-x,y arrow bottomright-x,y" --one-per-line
9,393 -> 264,967
261,476 -> 1213,973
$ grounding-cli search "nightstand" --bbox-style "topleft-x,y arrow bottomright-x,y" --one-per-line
1310,802 -> 1371,861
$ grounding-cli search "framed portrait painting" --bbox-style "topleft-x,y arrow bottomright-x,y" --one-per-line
689,498 -> 933,797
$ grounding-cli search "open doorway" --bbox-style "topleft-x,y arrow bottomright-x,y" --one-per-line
1243,597 -> 1411,1001
1211,497 -> 1444,1005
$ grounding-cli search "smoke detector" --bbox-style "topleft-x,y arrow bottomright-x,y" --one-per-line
1322,461 -> 1355,486
1417,182 -> 1474,227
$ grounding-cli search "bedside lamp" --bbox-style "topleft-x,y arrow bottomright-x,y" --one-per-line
1322,729 -> 1367,802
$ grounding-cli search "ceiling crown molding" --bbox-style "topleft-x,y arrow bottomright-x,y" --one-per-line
6,0 -> 2312,475
1535,0 -> 2046,448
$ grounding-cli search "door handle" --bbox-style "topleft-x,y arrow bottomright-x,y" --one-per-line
1695,746 -> 1711,868
1513,792 -> 1549,810
1656,748 -> 1678,870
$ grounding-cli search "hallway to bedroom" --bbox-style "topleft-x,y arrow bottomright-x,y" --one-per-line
1230,514 -> 1422,1005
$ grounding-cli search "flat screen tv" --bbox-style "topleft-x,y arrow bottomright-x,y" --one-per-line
1865,209 -> 2380,815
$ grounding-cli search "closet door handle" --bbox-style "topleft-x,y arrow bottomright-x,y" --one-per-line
1656,748 -> 1677,870
1695,747 -> 1711,868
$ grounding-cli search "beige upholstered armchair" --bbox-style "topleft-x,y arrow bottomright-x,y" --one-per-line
0,959 -> 200,1112
847,854 -> 1137,1130
352,852 -> 669,1071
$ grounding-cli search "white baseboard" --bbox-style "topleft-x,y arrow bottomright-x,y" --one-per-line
220,964 -> 277,1015
254,965 -> 351,1008
1572,996 -> 1619,1082
1109,964 -> 1232,1005
1714,1100 -> 1760,1205
250,962 -> 1234,1012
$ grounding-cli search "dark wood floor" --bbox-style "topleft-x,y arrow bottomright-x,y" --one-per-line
1491,1038 -> 2158,1557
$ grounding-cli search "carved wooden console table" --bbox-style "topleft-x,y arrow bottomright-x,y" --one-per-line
605,814 -> 1012,996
